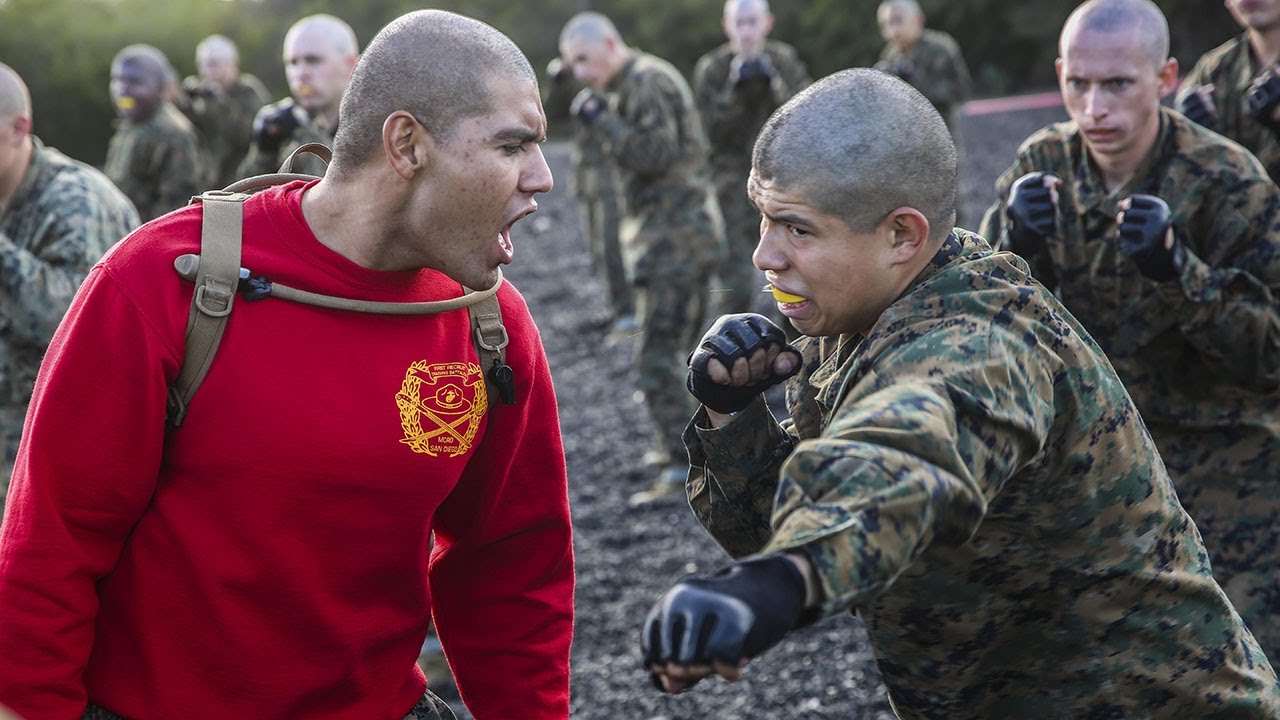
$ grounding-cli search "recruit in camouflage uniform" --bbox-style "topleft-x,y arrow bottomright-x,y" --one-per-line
569,32 -> 725,485
693,40 -> 810,316
980,107 -> 1280,660
684,228 -> 1280,718
236,99 -> 333,179
875,29 -> 970,132
1177,33 -> 1280,182
177,73 -> 271,189
544,59 -> 632,327
103,101 -> 201,224
0,137 -> 139,497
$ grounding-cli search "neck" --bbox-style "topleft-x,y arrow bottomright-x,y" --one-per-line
1248,24 -> 1280,68
299,171 -> 417,271
1090,124 -> 1159,193
0,138 -> 33,209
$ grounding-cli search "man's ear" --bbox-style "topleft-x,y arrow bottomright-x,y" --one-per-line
885,207 -> 930,265
1157,57 -> 1179,98
7,114 -> 30,145
382,111 -> 430,180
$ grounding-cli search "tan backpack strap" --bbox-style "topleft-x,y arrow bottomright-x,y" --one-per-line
166,191 -> 247,426
468,288 -> 512,407
279,143 -> 332,174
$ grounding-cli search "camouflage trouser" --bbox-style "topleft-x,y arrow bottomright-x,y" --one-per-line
83,690 -> 456,720
711,180 -> 761,318
635,264 -> 709,462
580,190 -> 633,319
1178,479 -> 1280,661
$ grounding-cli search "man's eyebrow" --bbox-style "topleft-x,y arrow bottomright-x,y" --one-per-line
493,127 -> 544,143
763,210 -> 814,228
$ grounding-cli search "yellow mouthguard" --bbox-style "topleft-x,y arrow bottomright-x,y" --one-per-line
763,284 -> 808,304
115,96 -> 137,111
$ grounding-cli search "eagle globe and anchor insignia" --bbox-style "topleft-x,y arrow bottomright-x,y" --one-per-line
396,360 -> 488,457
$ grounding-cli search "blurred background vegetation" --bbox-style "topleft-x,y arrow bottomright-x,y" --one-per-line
0,0 -> 1237,165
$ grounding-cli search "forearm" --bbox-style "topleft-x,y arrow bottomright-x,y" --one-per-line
0,234 -> 94,345
1164,246 -> 1280,390
687,399 -> 796,558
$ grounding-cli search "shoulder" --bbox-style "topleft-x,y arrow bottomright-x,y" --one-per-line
1164,107 -> 1271,182
694,44 -> 732,74
921,29 -> 962,53
765,40 -> 802,61
30,142 -> 138,220
1188,34 -> 1247,78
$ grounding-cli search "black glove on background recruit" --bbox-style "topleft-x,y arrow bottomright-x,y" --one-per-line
571,87 -> 604,123
253,102 -> 301,154
641,554 -> 808,670
733,56 -> 774,86
1248,72 -> 1280,134
687,313 -> 801,415
1118,194 -> 1183,282
1004,171 -> 1057,259
1178,91 -> 1216,131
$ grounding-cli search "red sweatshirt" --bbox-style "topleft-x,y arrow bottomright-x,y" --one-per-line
0,182 -> 574,719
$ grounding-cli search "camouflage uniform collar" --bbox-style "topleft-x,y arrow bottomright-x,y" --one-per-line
3,135 -> 46,217
1072,109 -> 1172,213
607,53 -> 641,93
807,229 -> 981,412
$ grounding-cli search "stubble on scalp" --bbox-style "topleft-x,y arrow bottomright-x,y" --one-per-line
752,68 -> 957,241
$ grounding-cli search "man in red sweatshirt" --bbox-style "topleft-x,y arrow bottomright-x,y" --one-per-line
0,10 -> 574,720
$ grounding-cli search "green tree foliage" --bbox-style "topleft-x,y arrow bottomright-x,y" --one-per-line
0,0 -> 1238,167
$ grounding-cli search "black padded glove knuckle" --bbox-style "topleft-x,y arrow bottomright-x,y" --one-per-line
1006,172 -> 1056,256
1118,194 -> 1179,282
640,555 -> 807,671
1178,92 -> 1215,130
1248,73 -> 1280,127
685,314 -> 800,414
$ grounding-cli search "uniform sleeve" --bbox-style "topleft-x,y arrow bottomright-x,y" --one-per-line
773,50 -> 812,106
684,397 -> 800,558
692,55 -> 745,143
979,154 -> 1060,287
760,331 -> 1052,619
0,191 -> 136,347
427,301 -> 574,719
1164,172 -> 1280,390
0,266 -> 173,718
916,37 -> 971,110
595,72 -> 684,177
154,131 -> 201,217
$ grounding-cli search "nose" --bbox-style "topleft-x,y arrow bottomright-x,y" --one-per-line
1083,86 -> 1106,119
752,219 -> 785,272
522,145 -> 554,195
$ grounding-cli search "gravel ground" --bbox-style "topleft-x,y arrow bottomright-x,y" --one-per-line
464,102 -> 1069,720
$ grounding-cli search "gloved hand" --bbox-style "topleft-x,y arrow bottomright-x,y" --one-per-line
571,87 -> 605,124
1177,89 -> 1216,130
1117,194 -> 1183,282
686,313 -> 801,415
1004,171 -> 1057,258
1247,71 -> 1280,133
253,102 -> 302,155
732,55 -> 775,86
182,76 -> 216,98
641,554 -> 808,675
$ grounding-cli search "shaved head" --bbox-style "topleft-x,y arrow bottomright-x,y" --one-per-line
559,12 -> 622,48
331,10 -> 536,172
724,0 -> 770,16
879,0 -> 922,16
285,14 -> 359,58
196,34 -> 238,65
112,44 -> 175,85
0,63 -> 31,123
753,68 -> 957,241
1061,0 -> 1168,69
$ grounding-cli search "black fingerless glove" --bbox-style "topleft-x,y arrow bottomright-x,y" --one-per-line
1004,171 -> 1057,259
571,87 -> 604,124
641,554 -> 809,669
1248,72 -> 1280,134
253,102 -> 301,154
1178,91 -> 1216,131
1117,194 -> 1183,282
686,313 -> 801,414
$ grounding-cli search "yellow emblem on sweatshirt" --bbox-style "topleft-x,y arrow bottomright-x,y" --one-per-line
396,360 -> 487,457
